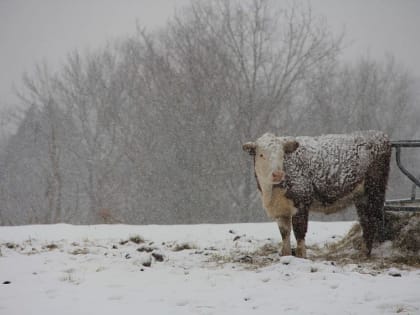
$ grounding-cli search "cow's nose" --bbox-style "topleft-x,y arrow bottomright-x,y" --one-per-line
272,171 -> 284,182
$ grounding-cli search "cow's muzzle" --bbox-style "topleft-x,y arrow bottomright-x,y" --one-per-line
272,170 -> 284,184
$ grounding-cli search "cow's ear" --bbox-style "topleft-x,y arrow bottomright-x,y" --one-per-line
283,140 -> 299,154
242,142 -> 257,156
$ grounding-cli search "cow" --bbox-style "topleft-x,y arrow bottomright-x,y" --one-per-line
243,130 -> 391,258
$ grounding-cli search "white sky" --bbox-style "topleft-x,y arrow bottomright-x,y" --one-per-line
1,0 -> 420,110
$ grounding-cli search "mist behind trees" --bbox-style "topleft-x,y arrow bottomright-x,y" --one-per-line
0,0 -> 419,225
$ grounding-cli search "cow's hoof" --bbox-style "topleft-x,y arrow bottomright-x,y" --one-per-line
361,243 -> 372,258
295,247 -> 307,258
281,248 -> 292,256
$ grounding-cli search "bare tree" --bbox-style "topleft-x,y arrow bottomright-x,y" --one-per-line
57,49 -> 130,223
301,55 -> 417,137
163,0 -> 342,220
8,63 -> 66,223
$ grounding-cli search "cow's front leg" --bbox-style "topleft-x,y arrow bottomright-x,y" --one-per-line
292,208 -> 309,258
277,215 -> 292,256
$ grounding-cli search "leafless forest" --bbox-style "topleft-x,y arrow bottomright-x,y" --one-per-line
0,0 -> 419,225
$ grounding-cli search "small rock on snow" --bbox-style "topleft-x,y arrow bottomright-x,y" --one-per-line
280,256 -> 293,265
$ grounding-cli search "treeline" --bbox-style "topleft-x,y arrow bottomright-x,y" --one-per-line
0,0 -> 418,225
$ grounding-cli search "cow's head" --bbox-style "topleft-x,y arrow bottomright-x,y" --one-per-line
243,133 -> 299,186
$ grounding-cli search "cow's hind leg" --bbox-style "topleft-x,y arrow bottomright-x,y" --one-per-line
277,216 -> 292,256
355,192 -> 385,256
366,150 -> 391,243
356,151 -> 391,255
354,194 -> 375,256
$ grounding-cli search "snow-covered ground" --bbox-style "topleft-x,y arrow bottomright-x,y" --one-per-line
1,222 -> 419,315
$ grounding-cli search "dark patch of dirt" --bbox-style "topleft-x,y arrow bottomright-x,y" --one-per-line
208,241 -> 282,269
70,248 -> 89,255
172,242 -> 196,252
129,235 -> 145,244
137,245 -> 154,253
5,243 -> 16,249
45,243 -> 59,250
152,252 -> 164,262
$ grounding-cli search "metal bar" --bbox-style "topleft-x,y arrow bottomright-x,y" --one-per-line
395,147 -> 420,188
384,198 -> 420,204
391,140 -> 420,147
384,206 -> 420,212
411,179 -> 418,201
384,199 -> 420,212
382,140 -> 420,218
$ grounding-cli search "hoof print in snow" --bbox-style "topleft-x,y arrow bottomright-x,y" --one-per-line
173,243 -> 195,252
45,243 -> 58,250
229,229 -> 236,234
233,236 -> 241,242
5,243 -> 16,249
137,246 -> 154,253
390,273 -> 402,277
142,259 -> 152,267
310,266 -> 318,273
2,281 -> 11,285
388,269 -> 402,277
237,255 -> 253,263
204,246 -> 217,251
280,256 -> 293,265
129,235 -> 145,244
112,245 -> 118,249
125,253 -> 131,259
70,248 -> 89,255
152,252 -> 164,262
176,299 -> 189,307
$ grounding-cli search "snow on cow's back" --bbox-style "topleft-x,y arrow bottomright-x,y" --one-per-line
294,130 -> 389,166
282,130 -> 390,194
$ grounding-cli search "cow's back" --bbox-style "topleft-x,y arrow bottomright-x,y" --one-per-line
284,130 -> 390,204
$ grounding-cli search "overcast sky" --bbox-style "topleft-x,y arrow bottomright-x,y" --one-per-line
1,0 -> 420,110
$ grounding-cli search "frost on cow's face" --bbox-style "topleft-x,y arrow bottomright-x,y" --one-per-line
243,133 -> 299,185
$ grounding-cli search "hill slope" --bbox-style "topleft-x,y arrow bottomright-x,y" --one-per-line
1,222 -> 419,315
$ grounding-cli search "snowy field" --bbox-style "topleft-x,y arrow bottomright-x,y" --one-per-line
1,222 -> 419,315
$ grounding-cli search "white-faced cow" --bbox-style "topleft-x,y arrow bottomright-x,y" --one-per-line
243,131 -> 391,257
